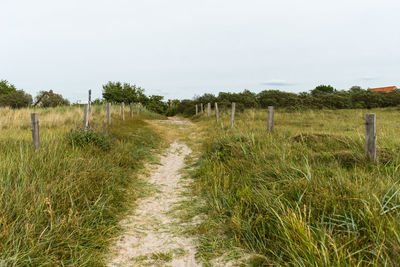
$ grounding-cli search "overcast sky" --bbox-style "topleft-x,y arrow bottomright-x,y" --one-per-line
1,0 -> 399,102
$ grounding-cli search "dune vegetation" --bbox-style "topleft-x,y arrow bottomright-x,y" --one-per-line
0,105 -> 165,266
3,102 -> 400,266
192,107 -> 400,265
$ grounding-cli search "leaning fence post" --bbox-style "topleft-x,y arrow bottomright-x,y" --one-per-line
107,103 -> 111,125
207,103 -> 211,117
83,104 -> 89,131
130,102 -> 133,118
121,102 -> 125,120
30,113 -> 40,151
365,113 -> 376,163
231,102 -> 236,128
201,103 -> 204,114
267,106 -> 274,132
215,102 -> 219,123
88,89 -> 92,113
195,104 -> 198,115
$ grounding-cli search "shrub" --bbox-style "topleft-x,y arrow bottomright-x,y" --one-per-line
102,81 -> 147,104
146,95 -> 168,114
173,99 -> 196,116
0,90 -> 33,108
66,129 -> 113,151
0,80 -> 33,108
35,90 -> 70,107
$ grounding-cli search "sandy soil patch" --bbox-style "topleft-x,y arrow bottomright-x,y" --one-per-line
107,141 -> 201,267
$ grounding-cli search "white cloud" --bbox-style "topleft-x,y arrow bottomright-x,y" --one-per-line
261,80 -> 294,86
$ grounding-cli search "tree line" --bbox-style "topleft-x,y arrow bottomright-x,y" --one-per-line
0,80 -> 70,108
100,81 -> 168,114
3,79 -> 400,116
0,80 -> 168,114
169,85 -> 400,116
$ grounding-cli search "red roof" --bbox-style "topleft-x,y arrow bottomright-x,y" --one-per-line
368,86 -> 397,93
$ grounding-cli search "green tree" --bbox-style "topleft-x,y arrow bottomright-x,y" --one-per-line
349,86 -> 364,93
195,93 -> 217,106
257,90 -> 298,108
35,90 -> 70,107
237,90 -> 258,108
0,80 -> 33,108
102,81 -> 145,103
172,99 -> 195,116
311,85 -> 336,96
147,95 -> 168,114
0,80 -> 17,96
0,90 -> 32,108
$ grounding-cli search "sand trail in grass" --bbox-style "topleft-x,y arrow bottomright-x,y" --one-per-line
107,137 -> 201,266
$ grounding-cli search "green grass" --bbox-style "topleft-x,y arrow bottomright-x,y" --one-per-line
192,107 -> 400,265
0,105 -> 165,265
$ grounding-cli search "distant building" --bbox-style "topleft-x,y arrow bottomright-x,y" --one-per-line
368,86 -> 398,93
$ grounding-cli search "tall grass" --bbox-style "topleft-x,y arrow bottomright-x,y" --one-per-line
194,108 -> 400,265
0,105 -> 165,265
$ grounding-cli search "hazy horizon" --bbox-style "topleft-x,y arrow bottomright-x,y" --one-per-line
1,0 -> 399,102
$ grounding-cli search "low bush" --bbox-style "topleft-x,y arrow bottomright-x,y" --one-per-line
66,128 -> 113,151
0,90 -> 32,108
35,90 -> 70,107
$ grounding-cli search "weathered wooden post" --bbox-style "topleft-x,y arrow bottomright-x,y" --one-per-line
107,102 -> 111,125
267,106 -> 274,132
215,102 -> 219,123
121,102 -> 125,120
88,89 -> 92,112
30,113 -> 40,151
130,102 -> 133,118
365,113 -> 376,163
83,104 -> 89,131
231,102 -> 236,128
207,103 -> 211,117
200,103 -> 204,113
195,104 -> 198,115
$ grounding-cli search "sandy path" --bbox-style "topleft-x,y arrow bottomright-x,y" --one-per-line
107,139 -> 202,267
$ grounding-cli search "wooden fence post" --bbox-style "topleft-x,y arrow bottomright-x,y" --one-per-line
215,102 -> 219,123
88,89 -> 92,112
130,102 -> 133,118
231,102 -> 236,128
207,103 -> 211,117
267,106 -> 274,132
107,103 -> 111,125
365,113 -> 376,163
201,103 -> 204,113
121,102 -> 125,120
83,104 -> 89,131
195,104 -> 198,115
30,113 -> 40,151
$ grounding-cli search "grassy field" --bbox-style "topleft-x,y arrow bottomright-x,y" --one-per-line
192,107 -> 400,265
0,105 -> 165,266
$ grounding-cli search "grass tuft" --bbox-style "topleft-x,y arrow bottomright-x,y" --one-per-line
66,128 -> 113,151
191,108 -> 400,265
